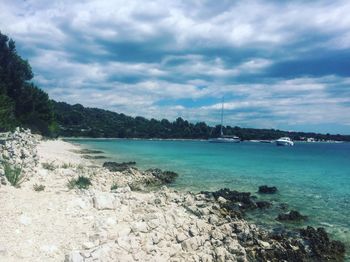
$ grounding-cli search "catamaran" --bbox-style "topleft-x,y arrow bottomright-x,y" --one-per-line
209,98 -> 240,143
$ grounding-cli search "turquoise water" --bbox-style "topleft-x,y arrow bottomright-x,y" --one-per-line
69,139 -> 350,250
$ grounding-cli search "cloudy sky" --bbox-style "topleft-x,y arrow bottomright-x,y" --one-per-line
1,0 -> 350,134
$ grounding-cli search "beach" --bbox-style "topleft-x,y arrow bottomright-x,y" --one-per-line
0,129 -> 346,261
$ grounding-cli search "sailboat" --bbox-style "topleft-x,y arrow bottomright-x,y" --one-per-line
208,98 -> 240,143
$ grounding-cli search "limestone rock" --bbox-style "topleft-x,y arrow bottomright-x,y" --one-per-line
65,251 -> 84,262
93,193 -> 118,210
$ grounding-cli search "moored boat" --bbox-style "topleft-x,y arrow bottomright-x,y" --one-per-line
209,135 -> 240,143
209,98 -> 240,143
275,137 -> 294,146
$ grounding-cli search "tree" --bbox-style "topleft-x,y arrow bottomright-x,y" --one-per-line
0,31 -> 55,135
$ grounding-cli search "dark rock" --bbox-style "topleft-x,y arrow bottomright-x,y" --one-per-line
258,185 -> 278,194
214,188 -> 258,210
103,161 -> 136,172
256,201 -> 272,209
300,226 -> 345,261
72,149 -> 104,154
82,155 -> 107,159
145,168 -> 178,184
277,210 -> 307,222
220,202 -> 244,219
243,226 -> 345,262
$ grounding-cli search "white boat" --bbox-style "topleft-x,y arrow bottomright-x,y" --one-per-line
276,137 -> 294,146
209,135 -> 240,143
209,98 -> 240,143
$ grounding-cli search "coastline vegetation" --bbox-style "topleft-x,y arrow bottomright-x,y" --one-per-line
42,161 -> 56,171
110,184 -> 118,190
33,183 -> 45,192
3,161 -> 25,187
67,176 -> 92,190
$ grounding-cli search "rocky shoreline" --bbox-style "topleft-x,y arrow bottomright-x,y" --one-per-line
0,129 -> 346,261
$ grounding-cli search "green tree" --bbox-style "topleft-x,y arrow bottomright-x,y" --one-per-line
0,31 -> 55,135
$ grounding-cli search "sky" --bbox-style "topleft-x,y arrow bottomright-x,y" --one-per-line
1,0 -> 350,134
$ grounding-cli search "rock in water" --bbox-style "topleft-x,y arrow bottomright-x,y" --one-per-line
102,161 -> 136,172
256,201 -> 272,209
258,185 -> 278,194
277,210 -> 307,221
146,168 -> 179,184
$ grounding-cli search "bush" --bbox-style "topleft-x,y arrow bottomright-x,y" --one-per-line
42,161 -> 56,171
67,176 -> 92,190
3,162 -> 25,187
111,184 -> 118,190
61,163 -> 73,169
33,184 -> 45,191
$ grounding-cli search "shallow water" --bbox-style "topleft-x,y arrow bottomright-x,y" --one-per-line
69,139 -> 350,253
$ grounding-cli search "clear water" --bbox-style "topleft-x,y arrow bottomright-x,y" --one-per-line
69,139 -> 350,252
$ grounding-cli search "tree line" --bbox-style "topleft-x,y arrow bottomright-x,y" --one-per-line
52,101 -> 350,141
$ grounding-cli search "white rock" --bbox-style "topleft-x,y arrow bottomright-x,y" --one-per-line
214,247 -> 227,262
66,250 -> 84,262
169,243 -> 182,257
176,232 -> 188,243
0,245 -> 7,255
19,214 -> 32,225
258,240 -> 271,249
82,242 -> 95,250
115,186 -> 131,193
210,229 -> 224,240
93,193 -> 117,210
181,237 -> 199,252
40,244 -> 58,255
117,236 -> 131,252
131,221 -> 148,233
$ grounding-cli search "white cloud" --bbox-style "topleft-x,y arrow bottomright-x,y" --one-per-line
1,0 -> 350,133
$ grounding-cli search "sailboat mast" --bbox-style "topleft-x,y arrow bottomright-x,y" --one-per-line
220,97 -> 224,136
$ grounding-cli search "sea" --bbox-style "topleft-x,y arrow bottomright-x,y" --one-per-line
68,138 -> 350,253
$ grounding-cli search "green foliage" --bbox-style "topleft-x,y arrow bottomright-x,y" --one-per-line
67,176 -> 92,190
0,31 -> 55,135
33,184 -> 45,191
52,101 -> 350,141
111,184 -> 118,190
61,163 -> 73,169
3,161 -> 25,187
0,94 -> 16,131
42,161 -> 56,171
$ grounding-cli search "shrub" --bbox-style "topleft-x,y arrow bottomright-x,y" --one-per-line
67,176 -> 92,190
61,163 -> 73,169
42,161 -> 56,171
33,184 -> 45,191
3,162 -> 25,187
111,184 -> 118,190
